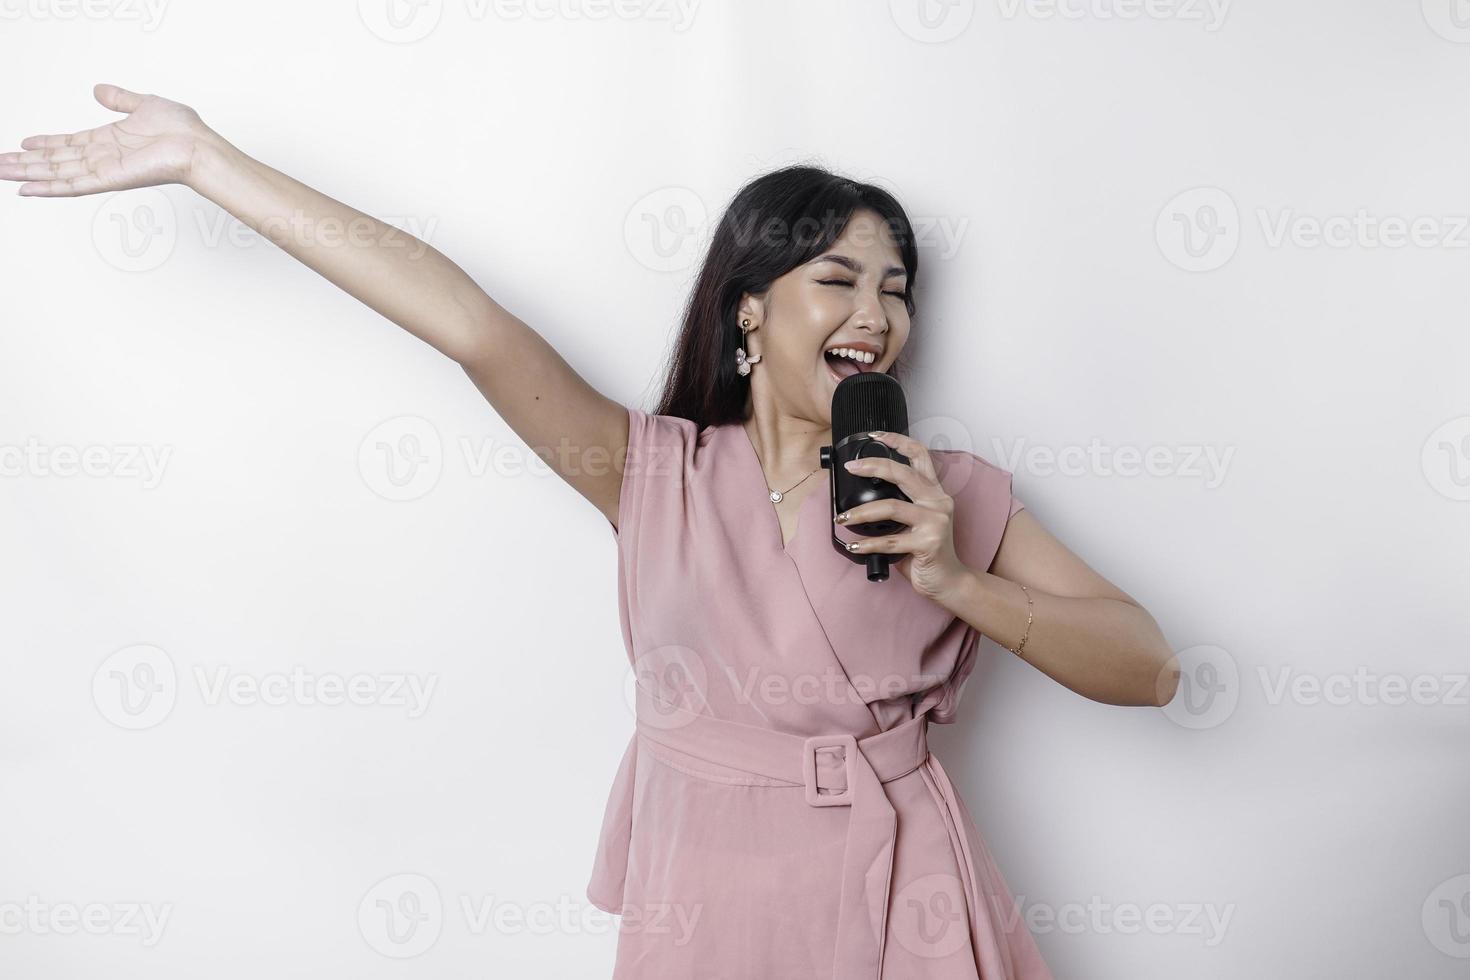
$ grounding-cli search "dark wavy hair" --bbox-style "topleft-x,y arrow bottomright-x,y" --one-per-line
652,164 -> 919,429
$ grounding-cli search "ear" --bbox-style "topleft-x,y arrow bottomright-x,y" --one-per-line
736,293 -> 767,330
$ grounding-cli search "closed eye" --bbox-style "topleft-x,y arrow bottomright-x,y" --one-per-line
817,278 -> 906,298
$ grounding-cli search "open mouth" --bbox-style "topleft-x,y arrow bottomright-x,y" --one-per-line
822,346 -> 879,383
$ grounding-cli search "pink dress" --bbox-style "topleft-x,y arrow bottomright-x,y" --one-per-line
589,407 -> 1052,980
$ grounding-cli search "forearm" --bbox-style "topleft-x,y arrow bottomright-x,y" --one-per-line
186,135 -> 500,363
936,569 -> 1179,707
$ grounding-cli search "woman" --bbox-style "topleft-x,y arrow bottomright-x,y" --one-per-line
3,84 -> 1179,978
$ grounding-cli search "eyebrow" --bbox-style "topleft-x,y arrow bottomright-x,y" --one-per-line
811,253 -> 907,281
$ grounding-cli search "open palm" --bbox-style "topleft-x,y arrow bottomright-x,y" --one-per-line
0,84 -> 215,197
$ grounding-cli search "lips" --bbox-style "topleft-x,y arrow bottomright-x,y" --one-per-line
820,340 -> 885,389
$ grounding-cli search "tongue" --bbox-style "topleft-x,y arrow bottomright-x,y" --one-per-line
827,353 -> 863,379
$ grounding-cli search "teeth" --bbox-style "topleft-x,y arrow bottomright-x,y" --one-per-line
826,348 -> 875,364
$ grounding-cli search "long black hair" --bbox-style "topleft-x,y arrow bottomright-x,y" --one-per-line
652,164 -> 919,429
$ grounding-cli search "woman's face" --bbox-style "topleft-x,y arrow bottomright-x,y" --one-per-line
740,207 -> 911,425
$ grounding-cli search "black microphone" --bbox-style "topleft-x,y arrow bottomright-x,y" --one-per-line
820,372 -> 911,582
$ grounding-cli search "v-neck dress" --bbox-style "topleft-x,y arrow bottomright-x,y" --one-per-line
588,407 -> 1051,980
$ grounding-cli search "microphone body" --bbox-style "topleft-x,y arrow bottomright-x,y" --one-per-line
820,373 -> 912,582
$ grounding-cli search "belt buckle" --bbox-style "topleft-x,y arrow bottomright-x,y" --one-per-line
802,733 -> 857,807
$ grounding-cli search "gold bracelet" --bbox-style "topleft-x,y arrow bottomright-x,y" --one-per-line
1007,583 -> 1033,659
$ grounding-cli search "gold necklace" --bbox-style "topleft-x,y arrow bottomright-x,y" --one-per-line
766,467 -> 820,503
745,422 -> 821,502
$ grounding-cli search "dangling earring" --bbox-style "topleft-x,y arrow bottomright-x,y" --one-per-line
736,317 -> 761,376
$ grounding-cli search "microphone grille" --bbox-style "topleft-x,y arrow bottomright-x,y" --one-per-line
831,373 -> 908,442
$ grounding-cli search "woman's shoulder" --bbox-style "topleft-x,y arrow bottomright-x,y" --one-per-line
624,406 -> 716,461
620,407 -> 731,498
625,406 -> 711,440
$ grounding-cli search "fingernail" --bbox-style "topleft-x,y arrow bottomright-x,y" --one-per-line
868,431 -> 885,438
835,511 -> 849,524
844,459 -> 860,470
846,540 -> 861,552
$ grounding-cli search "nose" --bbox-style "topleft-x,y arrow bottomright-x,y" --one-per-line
852,311 -> 888,338
851,291 -> 890,337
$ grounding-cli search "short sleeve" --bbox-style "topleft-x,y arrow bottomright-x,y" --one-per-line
1009,495 -> 1025,519
608,406 -> 696,543
936,449 -> 1018,577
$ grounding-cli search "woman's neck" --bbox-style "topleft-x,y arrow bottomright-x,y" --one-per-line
741,396 -> 829,484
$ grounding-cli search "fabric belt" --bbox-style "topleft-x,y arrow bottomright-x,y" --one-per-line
634,682 -> 931,980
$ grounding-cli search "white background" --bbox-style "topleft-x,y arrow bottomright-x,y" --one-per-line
2,1 -> 1468,977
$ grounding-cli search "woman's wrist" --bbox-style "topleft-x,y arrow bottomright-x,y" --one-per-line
931,565 -> 989,619
932,567 -> 1032,653
184,131 -> 246,199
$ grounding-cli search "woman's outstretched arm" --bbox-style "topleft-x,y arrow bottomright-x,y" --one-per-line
1,83 -> 629,527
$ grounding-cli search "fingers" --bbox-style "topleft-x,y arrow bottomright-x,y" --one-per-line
836,496 -> 929,528
17,174 -> 108,197
836,498 -> 949,558
20,175 -> 104,196
867,430 -> 938,482
16,85 -> 136,149
20,124 -> 115,150
0,144 -> 105,188
4,85 -> 139,196
0,147 -> 88,165
842,528 -> 922,555
0,154 -> 94,182
94,83 -> 144,114
843,453 -> 938,505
